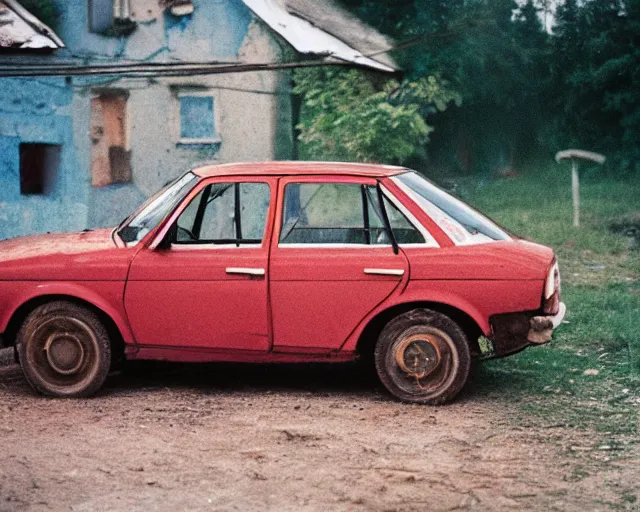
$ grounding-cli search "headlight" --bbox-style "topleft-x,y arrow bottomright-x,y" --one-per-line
543,261 -> 561,314
544,261 -> 560,299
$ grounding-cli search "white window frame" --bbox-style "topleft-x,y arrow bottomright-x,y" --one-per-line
176,90 -> 222,145
277,183 -> 440,249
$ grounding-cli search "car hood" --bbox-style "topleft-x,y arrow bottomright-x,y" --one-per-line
0,228 -> 133,281
408,239 -> 554,281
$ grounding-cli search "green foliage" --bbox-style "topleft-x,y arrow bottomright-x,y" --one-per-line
463,170 -> 639,437
459,167 -> 640,374
552,0 -> 640,176
18,0 -> 60,29
334,0 -> 640,176
293,68 -> 460,164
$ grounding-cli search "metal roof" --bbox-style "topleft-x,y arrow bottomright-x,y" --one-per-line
0,0 -> 64,50
192,161 -> 409,178
242,0 -> 397,72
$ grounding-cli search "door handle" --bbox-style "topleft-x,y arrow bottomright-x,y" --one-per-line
226,267 -> 265,276
364,268 -> 405,276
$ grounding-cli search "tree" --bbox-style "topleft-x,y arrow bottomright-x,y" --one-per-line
19,0 -> 60,29
553,0 -> 640,175
293,68 -> 460,164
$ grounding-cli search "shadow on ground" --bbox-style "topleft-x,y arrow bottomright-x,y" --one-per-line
0,345 -> 526,404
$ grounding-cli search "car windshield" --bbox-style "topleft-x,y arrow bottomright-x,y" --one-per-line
393,172 -> 510,245
116,172 -> 198,246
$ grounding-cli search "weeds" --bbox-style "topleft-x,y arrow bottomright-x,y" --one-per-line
460,168 -> 640,437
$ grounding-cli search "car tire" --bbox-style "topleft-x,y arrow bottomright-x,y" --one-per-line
374,308 -> 471,405
17,301 -> 111,398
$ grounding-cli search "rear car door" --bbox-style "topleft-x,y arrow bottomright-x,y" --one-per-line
269,175 -> 437,352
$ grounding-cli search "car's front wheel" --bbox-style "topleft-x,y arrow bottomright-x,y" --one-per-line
374,308 -> 471,404
17,301 -> 111,398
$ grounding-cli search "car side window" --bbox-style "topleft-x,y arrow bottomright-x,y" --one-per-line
175,182 -> 270,246
279,183 -> 425,245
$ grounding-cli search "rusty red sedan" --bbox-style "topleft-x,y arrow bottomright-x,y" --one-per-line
0,162 -> 565,403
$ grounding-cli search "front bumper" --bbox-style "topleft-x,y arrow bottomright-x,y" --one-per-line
488,302 -> 566,358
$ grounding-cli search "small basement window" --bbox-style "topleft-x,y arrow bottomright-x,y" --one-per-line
179,95 -> 219,144
20,143 -> 61,195
90,91 -> 132,187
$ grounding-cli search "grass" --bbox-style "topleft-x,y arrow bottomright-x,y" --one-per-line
454,167 -> 640,438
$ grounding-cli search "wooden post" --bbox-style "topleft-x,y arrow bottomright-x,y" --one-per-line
571,159 -> 580,227
555,150 -> 605,229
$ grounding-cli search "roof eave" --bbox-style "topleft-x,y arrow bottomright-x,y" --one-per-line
2,0 -> 65,49
242,0 -> 397,73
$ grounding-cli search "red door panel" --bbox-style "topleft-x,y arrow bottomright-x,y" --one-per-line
269,175 -> 409,351
125,248 -> 270,350
270,247 -> 407,350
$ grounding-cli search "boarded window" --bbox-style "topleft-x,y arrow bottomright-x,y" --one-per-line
19,143 -> 61,195
90,92 -> 132,187
179,96 -> 217,142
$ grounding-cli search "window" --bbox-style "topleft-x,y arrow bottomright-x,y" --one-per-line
179,95 -> 218,143
393,172 -> 510,245
175,182 -> 270,246
117,173 -> 197,247
89,0 -> 135,35
19,143 -> 61,195
90,91 -> 131,187
279,183 -> 425,245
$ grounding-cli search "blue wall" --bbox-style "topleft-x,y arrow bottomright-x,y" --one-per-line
0,0 -> 258,240
57,0 -> 253,62
0,78 -> 89,239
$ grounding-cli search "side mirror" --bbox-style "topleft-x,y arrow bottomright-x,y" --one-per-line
157,223 -> 176,250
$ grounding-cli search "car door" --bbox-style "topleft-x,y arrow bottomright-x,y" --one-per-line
269,175 -> 438,352
124,176 -> 276,352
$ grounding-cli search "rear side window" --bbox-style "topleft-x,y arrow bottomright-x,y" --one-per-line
279,182 -> 426,245
175,182 -> 270,246
393,172 -> 510,245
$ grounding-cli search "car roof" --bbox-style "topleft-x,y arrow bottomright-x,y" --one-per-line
191,161 -> 410,178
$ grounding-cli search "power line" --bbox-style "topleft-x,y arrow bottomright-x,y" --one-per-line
0,57 -> 356,78
0,21 -> 476,78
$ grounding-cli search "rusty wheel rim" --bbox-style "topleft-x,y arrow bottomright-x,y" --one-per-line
25,315 -> 100,393
387,327 -> 459,398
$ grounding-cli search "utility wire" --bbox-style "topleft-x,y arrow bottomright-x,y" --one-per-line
0,22 -> 472,78
0,58 -> 359,77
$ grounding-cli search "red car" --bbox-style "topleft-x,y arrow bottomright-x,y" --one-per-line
0,162 -> 565,404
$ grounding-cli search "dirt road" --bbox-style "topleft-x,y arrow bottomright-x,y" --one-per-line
0,350 -> 637,511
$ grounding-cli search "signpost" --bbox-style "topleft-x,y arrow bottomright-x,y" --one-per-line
555,149 -> 606,227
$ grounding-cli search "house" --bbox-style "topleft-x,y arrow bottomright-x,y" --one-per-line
0,0 -> 395,240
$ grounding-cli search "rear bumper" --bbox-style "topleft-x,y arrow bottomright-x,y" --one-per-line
528,302 -> 566,343
488,303 -> 566,358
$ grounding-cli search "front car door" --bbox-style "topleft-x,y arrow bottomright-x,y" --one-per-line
269,175 -> 439,353
124,176 -> 275,354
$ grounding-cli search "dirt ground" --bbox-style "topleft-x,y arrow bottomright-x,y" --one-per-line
0,348 -> 637,512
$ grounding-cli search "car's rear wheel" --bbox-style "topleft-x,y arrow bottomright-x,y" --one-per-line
374,308 -> 471,404
17,301 -> 111,398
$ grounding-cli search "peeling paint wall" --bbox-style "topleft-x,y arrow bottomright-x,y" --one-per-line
58,0 -> 254,62
0,0 -> 293,239
0,78 -> 89,239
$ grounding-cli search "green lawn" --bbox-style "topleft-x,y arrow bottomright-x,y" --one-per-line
453,167 -> 639,437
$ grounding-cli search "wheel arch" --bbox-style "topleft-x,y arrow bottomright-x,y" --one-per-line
3,294 -> 129,363
354,301 -> 485,360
